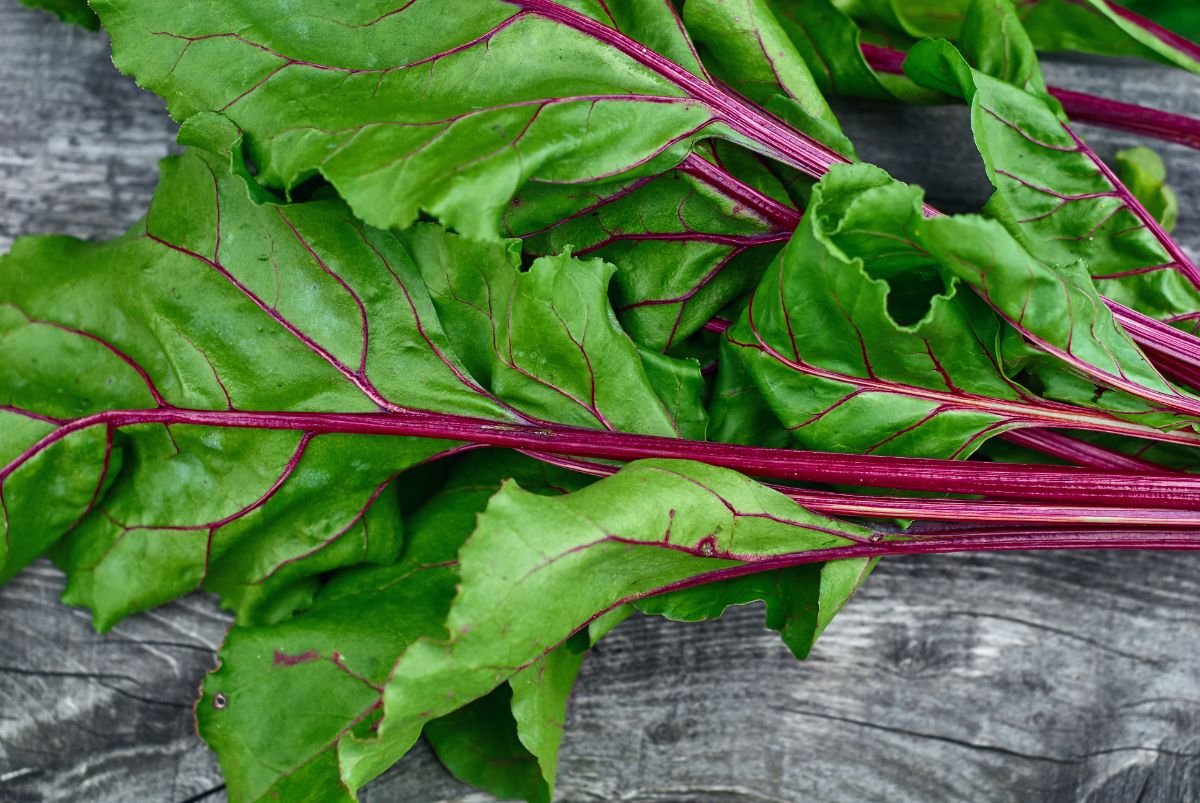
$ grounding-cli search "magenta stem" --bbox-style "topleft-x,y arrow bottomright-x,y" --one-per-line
703,317 -> 733,334
521,451 -> 1197,525
1104,0 -> 1200,65
1104,302 -> 1200,389
1048,87 -> 1200,149
511,0 -> 852,177
654,529 -> 1200,599
678,153 -> 803,227
999,429 -> 1167,472
10,407 -> 1200,509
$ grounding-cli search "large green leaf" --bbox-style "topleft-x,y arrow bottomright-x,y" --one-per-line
94,0 -> 845,355
198,452 -> 590,803
905,38 -> 1200,323
726,163 -> 1200,459
335,459 -> 874,794
93,0 -> 847,239
0,119 -> 701,627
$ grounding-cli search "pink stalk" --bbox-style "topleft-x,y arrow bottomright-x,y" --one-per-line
9,406 -> 1200,508
1047,87 -> 1200,149
652,529 -> 1200,599
678,152 -> 803,227
1000,429 -> 1166,472
1102,303 -> 1200,390
1103,1 -> 1200,65
522,451 -> 1196,525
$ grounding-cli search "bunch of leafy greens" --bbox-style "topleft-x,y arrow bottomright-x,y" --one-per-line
3,0 -> 1200,799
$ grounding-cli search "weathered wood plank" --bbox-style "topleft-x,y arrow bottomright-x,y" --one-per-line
2,4 -> 1199,802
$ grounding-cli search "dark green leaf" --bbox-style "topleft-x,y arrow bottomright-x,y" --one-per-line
708,339 -> 792,449
18,0 -> 99,30
758,0 -> 940,104
684,0 -> 840,129
427,685 -> 553,803
518,162 -> 788,351
958,0 -> 1053,105
1117,1 -> 1200,42
637,559 -> 874,659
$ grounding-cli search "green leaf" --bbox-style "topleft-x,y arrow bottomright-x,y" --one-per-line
835,0 -> 1200,74
684,0 -> 863,158
517,161 -> 788,351
336,458 -> 873,793
1115,146 -> 1179,234
507,646 -> 585,797
0,122 -> 702,627
708,338 -> 792,449
684,0 -> 841,132
1,149 -> 462,625
726,163 -> 1200,459
427,685 -> 554,803
1017,0 -> 1200,75
756,0 -> 940,104
958,0 -> 1053,105
1117,1 -> 1200,42
18,0 -> 100,30
636,557 -> 874,659
198,452 -> 591,803
904,38 -> 1200,322
92,0 -> 814,239
405,223 -> 702,436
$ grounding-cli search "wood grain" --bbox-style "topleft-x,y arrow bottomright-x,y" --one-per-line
2,4 -> 1199,801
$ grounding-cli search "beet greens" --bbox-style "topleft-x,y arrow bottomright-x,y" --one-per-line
4,0 -> 1200,800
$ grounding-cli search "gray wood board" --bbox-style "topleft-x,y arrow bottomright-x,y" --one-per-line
2,3 -> 1200,801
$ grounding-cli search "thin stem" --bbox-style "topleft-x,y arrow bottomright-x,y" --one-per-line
1000,429 -> 1166,472
10,406 -> 1200,508
1104,0 -> 1200,64
522,451 -> 1198,526
1047,87 -> 1200,150
678,152 -> 803,228
653,528 -> 1200,601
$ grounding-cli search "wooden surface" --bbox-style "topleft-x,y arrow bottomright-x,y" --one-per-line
3,4 -> 1200,801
